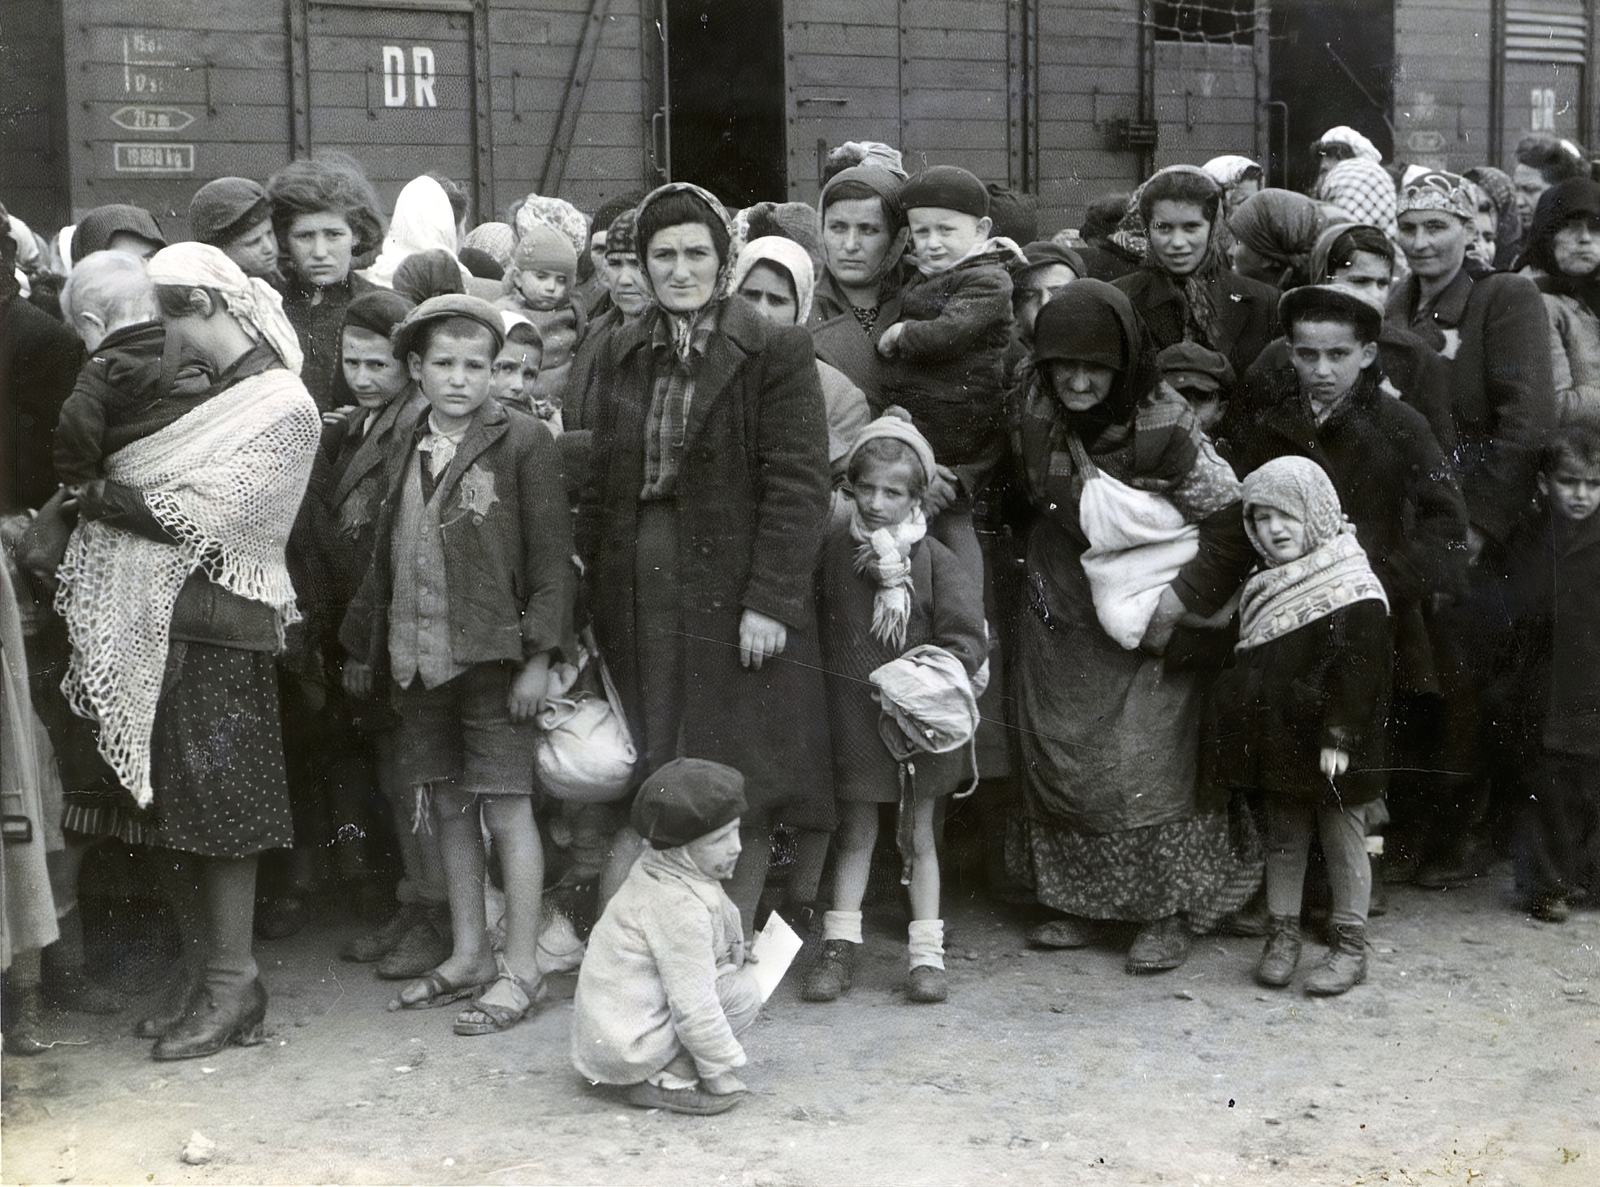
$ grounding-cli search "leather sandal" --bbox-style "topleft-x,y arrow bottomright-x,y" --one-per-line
453,967 -> 546,1036
387,963 -> 494,1012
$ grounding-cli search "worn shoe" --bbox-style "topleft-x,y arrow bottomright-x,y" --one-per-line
375,909 -> 453,980
1125,915 -> 1191,974
906,964 -> 948,1003
1304,924 -> 1368,996
625,1081 -> 742,1115
1253,915 -> 1303,988
341,902 -> 425,963
1,978 -> 51,1057
1026,916 -> 1095,949
1217,895 -> 1273,937
152,979 -> 268,1061
800,939 -> 858,1002
253,893 -> 311,940
1531,895 -> 1572,923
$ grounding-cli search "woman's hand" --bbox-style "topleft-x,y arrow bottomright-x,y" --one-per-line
342,659 -> 374,700
1138,585 -> 1188,655
739,609 -> 788,670
700,1071 -> 747,1095
1319,746 -> 1350,779
922,465 -> 960,518
876,322 -> 905,358
508,652 -> 552,722
66,480 -> 109,520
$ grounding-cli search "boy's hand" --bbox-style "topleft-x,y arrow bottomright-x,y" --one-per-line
509,652 -> 552,722
739,609 -> 788,670
342,659 -> 374,700
876,322 -> 905,358
700,1072 -> 747,1096
1319,747 -> 1350,779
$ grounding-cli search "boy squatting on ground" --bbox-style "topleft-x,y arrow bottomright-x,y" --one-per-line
339,293 -> 575,1036
875,165 -> 1020,481
1210,455 -> 1391,996
802,410 -> 987,1006
571,757 -> 760,1117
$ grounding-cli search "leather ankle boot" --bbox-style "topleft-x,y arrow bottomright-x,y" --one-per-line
152,978 -> 267,1060
1254,915 -> 1302,988
1305,924 -> 1368,996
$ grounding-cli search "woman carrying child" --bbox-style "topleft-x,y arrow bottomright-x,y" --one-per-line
802,411 -> 986,1005
1007,281 -> 1260,973
54,243 -> 321,1058
1212,456 -> 1392,994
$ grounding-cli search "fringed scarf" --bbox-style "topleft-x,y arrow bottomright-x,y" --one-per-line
848,503 -> 928,650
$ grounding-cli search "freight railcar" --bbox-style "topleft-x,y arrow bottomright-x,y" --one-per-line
1,1 -> 1594,240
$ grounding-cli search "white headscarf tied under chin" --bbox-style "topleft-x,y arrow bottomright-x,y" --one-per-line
732,235 -> 817,323
147,241 -> 304,375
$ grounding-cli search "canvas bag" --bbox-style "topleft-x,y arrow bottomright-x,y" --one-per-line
1070,434 -> 1199,650
535,628 -> 637,803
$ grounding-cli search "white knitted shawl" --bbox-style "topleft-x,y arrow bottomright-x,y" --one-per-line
55,368 -> 320,806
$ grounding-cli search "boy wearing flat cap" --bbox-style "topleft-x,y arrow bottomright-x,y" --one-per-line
1157,341 -> 1235,434
340,293 -> 575,1033
572,758 -> 760,1116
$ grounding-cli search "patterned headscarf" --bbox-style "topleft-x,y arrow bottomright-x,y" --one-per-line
1237,456 -> 1388,651
511,194 -> 590,259
604,207 -> 640,257
1396,170 -> 1476,223
1316,126 -> 1383,164
1135,165 -> 1231,347
464,221 -> 515,269
1463,165 -> 1520,263
1319,158 -> 1400,245
146,242 -> 303,374
633,182 -> 741,359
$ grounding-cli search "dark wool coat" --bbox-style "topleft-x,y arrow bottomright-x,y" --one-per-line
878,251 -> 1015,468
1,292 -> 85,512
576,297 -> 833,825
816,513 -> 987,802
1476,504 -> 1600,760
1386,268 -> 1557,545
341,398 -> 576,675
1114,266 -> 1282,381
1245,323 -> 1459,456
1211,598 -> 1393,806
281,272 -> 378,413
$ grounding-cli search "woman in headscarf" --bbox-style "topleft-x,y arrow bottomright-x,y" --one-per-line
359,175 -> 476,293
53,243 -> 321,1059
1227,189 -> 1341,290
1202,155 -> 1264,216
576,183 -> 834,933
1113,166 -> 1281,379
732,235 -> 870,480
1318,158 -> 1400,250
1523,178 -> 1600,419
1008,280 -> 1259,972
1463,166 -> 1522,272
266,153 -> 384,411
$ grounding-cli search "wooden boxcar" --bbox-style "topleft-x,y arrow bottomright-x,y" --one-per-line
1,0 -> 1595,241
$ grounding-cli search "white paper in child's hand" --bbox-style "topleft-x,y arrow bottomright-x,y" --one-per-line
747,913 -> 803,1002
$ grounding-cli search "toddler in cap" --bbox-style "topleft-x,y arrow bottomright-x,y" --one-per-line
498,222 -> 586,406
571,758 -> 760,1115
1157,341 -> 1235,432
876,165 -> 1023,472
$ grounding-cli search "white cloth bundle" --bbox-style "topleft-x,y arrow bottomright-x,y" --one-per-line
1077,467 -> 1200,650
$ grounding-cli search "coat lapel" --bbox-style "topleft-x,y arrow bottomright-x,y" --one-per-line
330,388 -> 427,508
433,400 -> 510,504
680,301 -> 761,451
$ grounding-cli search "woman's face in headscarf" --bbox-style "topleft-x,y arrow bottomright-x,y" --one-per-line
646,222 -> 721,314
1552,214 -> 1600,277
1396,210 -> 1469,282
736,260 -> 799,326
605,250 -> 651,316
1327,249 -> 1393,305
222,218 -> 279,281
1229,239 -> 1278,285
1468,209 -> 1497,267
1147,199 -> 1211,277
286,210 -> 355,287
823,197 -> 894,288
1045,359 -> 1118,412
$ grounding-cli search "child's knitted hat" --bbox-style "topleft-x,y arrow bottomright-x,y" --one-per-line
512,222 -> 578,279
632,758 -> 748,850
899,166 -> 990,220
845,406 -> 937,486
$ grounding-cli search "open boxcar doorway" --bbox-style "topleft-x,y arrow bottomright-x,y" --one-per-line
664,0 -> 787,207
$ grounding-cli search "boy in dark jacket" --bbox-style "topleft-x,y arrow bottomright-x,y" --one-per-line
1212,457 -> 1392,997
341,294 -> 575,1034
1484,416 -> 1600,920
876,165 -> 1021,481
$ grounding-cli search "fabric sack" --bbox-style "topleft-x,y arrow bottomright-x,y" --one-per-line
1076,458 -> 1198,650
871,644 -> 980,759
535,631 -> 637,803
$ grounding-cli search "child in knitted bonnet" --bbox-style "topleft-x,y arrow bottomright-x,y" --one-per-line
803,409 -> 988,1006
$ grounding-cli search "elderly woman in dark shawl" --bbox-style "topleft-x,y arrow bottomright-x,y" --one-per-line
576,183 -> 834,931
1227,189 -> 1339,290
1114,166 -> 1281,379
1007,280 -> 1260,972
1523,178 -> 1600,420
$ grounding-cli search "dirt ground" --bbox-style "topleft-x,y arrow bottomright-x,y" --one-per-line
3,863 -> 1598,1187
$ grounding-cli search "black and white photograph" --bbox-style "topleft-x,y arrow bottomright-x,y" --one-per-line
0,1 -> 1597,1183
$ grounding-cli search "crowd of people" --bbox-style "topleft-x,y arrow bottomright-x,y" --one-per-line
1,123 -> 1596,1118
